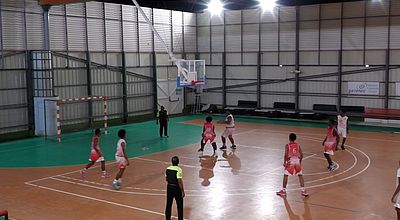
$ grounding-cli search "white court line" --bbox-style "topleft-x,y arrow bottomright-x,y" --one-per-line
49,176 -> 206,197
26,144 -> 369,197
24,127 -> 371,199
233,129 -> 259,136
25,160 -> 117,184
248,128 -> 400,143
303,153 -> 316,160
25,182 -> 186,220
179,156 -> 201,160
49,177 -> 166,196
228,143 -> 319,156
58,175 -> 208,193
56,175 -> 264,193
25,129 -> 258,184
286,136 -> 359,187
135,157 -> 258,177
286,143 -> 371,192
259,153 -> 317,177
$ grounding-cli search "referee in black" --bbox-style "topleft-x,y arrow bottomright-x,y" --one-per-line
157,106 -> 169,138
165,156 -> 185,220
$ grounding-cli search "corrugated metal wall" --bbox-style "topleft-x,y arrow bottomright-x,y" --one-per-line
0,1 -> 198,134
0,52 -> 28,133
1,0 -> 400,134
198,0 -> 400,111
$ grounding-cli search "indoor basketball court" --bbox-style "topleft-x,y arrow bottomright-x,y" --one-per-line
0,0 -> 400,219
0,117 -> 399,219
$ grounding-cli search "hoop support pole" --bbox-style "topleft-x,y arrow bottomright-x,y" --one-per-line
56,99 -> 61,143
103,96 -> 108,134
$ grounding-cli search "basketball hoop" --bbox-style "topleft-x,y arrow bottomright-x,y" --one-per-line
176,60 -> 206,88
129,0 -> 206,89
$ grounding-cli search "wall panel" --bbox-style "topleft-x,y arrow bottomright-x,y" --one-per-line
198,26 -> 210,52
225,25 -> 241,52
243,24 -> 259,52
211,25 -> 224,52
342,18 -> 364,50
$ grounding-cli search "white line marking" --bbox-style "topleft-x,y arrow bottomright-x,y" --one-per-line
25,144 -> 369,197
303,153 -> 316,160
178,156 -> 201,160
135,157 -> 258,177
286,144 -> 371,192
249,128 -> 400,143
233,129 -> 260,136
25,182 -> 186,220
49,177 -> 166,196
259,153 -> 317,176
58,175 -> 210,193
24,128 -> 371,198
25,161 -> 117,184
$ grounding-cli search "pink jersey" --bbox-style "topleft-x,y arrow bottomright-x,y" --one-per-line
91,136 -> 100,151
203,122 -> 215,137
285,141 -> 302,175
326,127 -> 337,143
116,139 -> 126,157
287,141 -> 301,160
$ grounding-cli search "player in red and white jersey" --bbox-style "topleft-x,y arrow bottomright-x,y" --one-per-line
80,128 -> 109,178
198,116 -> 218,158
112,129 -> 129,190
218,110 -> 236,150
276,133 -> 308,197
323,119 -> 340,171
337,111 -> 349,150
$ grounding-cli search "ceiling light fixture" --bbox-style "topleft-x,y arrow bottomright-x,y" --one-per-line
207,0 -> 224,16
259,0 -> 277,12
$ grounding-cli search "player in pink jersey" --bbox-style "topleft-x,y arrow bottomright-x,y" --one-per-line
276,133 -> 308,197
198,116 -> 218,158
80,128 -> 109,178
112,129 -> 129,190
322,119 -> 340,171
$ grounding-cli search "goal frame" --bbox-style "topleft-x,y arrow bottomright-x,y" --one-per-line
55,96 -> 108,143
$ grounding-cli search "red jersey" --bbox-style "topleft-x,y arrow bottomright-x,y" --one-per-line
89,135 -> 101,162
326,127 -> 337,143
285,141 -> 302,175
203,122 -> 215,137
287,141 -> 300,160
91,136 -> 100,151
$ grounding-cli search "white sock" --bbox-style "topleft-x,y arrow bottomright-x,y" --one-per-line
282,188 -> 286,192
117,178 -> 122,184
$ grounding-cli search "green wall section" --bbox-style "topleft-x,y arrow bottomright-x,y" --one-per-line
0,115 -> 398,168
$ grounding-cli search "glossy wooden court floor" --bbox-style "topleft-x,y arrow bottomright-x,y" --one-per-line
0,118 -> 399,220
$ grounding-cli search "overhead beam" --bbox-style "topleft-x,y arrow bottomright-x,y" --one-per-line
39,0 -> 91,6
206,66 -> 400,92
99,0 -> 365,13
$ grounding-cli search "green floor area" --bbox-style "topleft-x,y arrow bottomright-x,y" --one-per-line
0,115 -> 398,168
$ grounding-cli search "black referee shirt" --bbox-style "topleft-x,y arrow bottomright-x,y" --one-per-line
158,110 -> 168,123
166,165 -> 183,186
